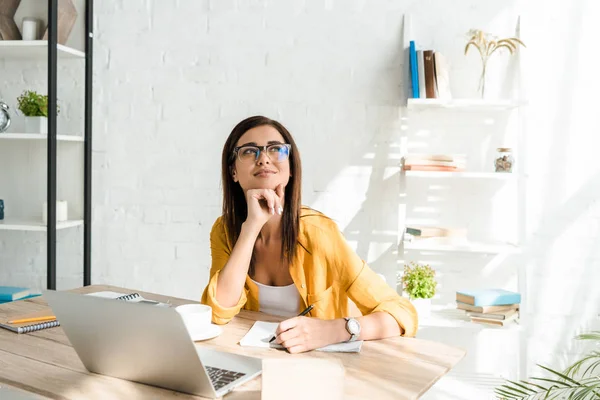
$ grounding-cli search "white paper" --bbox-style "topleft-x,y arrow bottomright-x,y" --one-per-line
239,321 -> 363,353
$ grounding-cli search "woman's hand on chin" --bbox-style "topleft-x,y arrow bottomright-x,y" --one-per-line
244,184 -> 285,229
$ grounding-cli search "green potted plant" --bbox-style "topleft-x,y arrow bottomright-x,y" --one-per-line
496,331 -> 600,399
16,90 -> 59,134
401,262 -> 437,318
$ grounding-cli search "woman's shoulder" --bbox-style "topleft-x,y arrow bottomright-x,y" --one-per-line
299,206 -> 341,236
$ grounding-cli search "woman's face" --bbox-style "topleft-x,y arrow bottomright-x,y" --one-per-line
231,125 -> 291,192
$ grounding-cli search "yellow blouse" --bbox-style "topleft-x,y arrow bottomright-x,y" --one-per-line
201,208 -> 418,337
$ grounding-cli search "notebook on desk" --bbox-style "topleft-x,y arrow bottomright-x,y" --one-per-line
240,321 -> 363,353
0,291 -> 163,334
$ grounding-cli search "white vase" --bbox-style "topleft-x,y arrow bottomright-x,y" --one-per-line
411,298 -> 432,318
24,116 -> 47,134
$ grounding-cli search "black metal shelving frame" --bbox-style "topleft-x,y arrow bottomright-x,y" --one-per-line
46,0 -> 93,289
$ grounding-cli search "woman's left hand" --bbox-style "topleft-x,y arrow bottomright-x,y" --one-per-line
274,316 -> 347,354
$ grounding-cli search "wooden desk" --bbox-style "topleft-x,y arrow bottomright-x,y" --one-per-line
0,285 -> 465,399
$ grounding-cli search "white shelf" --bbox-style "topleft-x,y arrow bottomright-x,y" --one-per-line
406,98 -> 523,111
0,219 -> 84,232
0,41 -> 84,60
403,239 -> 520,254
404,170 -> 518,179
0,133 -> 84,142
419,306 -> 522,331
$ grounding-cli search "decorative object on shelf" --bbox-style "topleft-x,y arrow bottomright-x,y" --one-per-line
17,90 -> 59,134
0,101 -> 10,132
21,17 -> 40,41
464,29 -> 525,98
41,0 -> 77,45
494,147 -> 514,172
496,331 -> 600,399
400,262 -> 437,318
0,199 -> 4,220
42,200 -> 68,224
0,0 -> 22,40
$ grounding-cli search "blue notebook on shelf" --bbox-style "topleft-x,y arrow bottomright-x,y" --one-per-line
0,286 -> 30,302
409,40 -> 419,98
456,289 -> 521,307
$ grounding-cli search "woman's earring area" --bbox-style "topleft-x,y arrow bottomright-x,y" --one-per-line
278,206 -> 283,215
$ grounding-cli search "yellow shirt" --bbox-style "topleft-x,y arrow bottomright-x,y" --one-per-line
201,208 -> 418,337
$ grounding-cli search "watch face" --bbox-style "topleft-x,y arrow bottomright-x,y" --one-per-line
348,319 -> 360,335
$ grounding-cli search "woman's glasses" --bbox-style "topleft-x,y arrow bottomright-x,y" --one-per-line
233,143 -> 291,163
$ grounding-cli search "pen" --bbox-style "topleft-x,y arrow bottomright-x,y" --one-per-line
8,316 -> 57,324
269,304 -> 314,343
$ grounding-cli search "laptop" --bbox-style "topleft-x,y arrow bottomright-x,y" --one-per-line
43,290 -> 262,398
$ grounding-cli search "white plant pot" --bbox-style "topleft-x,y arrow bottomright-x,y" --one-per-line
24,116 -> 47,134
410,298 -> 432,318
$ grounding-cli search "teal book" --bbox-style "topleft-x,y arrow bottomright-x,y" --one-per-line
0,293 -> 40,304
456,289 -> 521,307
0,287 -> 30,302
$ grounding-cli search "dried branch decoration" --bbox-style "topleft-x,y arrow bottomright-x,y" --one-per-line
464,29 -> 526,98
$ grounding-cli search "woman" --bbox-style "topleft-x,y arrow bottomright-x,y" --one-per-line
201,116 -> 417,353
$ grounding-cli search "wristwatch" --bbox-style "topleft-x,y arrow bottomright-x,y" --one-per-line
344,317 -> 361,342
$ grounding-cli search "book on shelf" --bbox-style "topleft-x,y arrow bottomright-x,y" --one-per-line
404,165 -> 466,172
467,308 -> 518,321
456,301 -> 519,314
408,41 -> 450,100
405,226 -> 467,238
434,52 -> 452,99
402,154 -> 467,172
417,50 -> 426,99
423,50 -> 436,99
409,41 -> 419,98
456,289 -> 521,307
471,311 -> 519,326
403,154 -> 467,162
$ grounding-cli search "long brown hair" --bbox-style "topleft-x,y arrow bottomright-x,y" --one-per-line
221,116 -> 302,274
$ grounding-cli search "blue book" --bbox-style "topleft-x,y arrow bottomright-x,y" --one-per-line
0,293 -> 41,304
0,286 -> 30,302
456,289 -> 521,307
409,41 -> 419,98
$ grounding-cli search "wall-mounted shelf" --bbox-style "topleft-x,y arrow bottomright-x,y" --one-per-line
406,98 -> 523,111
0,219 -> 84,232
403,239 -> 520,254
403,171 -> 519,180
0,133 -> 84,142
0,41 -> 84,60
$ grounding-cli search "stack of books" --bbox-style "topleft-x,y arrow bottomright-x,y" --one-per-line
409,40 -> 452,99
456,289 -> 521,326
405,226 -> 467,242
0,286 -> 38,304
403,154 -> 466,172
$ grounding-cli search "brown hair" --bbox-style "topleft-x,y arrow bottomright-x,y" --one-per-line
221,116 -> 302,274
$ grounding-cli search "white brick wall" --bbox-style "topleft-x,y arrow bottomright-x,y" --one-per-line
2,0 -> 600,397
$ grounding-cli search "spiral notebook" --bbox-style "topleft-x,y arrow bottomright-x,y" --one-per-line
0,291 -> 151,334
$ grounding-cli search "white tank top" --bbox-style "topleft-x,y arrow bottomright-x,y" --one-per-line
250,278 -> 300,317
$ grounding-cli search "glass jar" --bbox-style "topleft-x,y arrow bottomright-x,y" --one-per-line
495,148 -> 514,172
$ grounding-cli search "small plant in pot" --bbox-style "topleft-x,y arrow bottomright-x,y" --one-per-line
17,90 -> 59,134
401,262 -> 437,318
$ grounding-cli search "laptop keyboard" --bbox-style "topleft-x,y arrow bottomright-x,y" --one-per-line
205,366 -> 246,391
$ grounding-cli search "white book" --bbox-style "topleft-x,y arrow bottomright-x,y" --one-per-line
434,52 -> 452,99
417,50 -> 426,99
